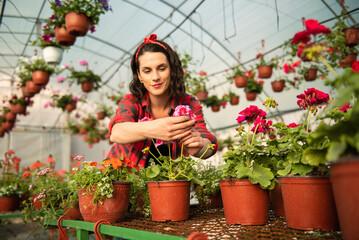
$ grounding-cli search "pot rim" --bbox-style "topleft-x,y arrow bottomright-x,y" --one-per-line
329,155 -> 359,166
146,180 -> 190,183
277,175 -> 329,178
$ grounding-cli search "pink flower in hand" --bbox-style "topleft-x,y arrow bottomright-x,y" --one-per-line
173,105 -> 196,120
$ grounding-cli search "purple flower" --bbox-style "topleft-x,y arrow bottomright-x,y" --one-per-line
97,0 -> 109,10
173,105 -> 196,120
49,14 -> 55,20
55,0 -> 62,7
89,26 -> 96,33
57,76 -> 65,83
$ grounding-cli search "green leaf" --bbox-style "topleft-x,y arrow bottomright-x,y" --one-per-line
291,163 -> 313,176
303,148 -> 327,166
146,165 -> 160,179
326,141 -> 346,162
277,162 -> 291,176
249,164 -> 274,189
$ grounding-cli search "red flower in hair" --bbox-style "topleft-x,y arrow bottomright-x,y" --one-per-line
305,19 -> 331,35
236,105 -> 266,124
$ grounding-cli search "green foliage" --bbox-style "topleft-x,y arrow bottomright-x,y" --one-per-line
193,164 -> 222,196
97,103 -> 114,117
51,94 -> 75,111
203,95 -> 222,107
68,69 -> 102,90
244,78 -> 263,93
30,34 -> 64,49
19,56 -> 56,74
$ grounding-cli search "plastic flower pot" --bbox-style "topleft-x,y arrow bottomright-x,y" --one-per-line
55,26 -> 76,46
211,105 -> 220,112
0,196 -> 20,212
271,80 -> 285,92
5,111 -> 16,122
21,86 -> 35,98
43,46 -> 63,65
147,180 -> 190,222
330,157 -> 359,240
81,80 -> 94,93
279,176 -> 339,231
65,12 -> 90,37
304,69 -> 317,81
344,28 -> 359,46
65,101 -> 77,112
341,53 -> 357,68
257,65 -> 273,78
79,182 -> 132,223
234,76 -> 247,88
230,96 -> 239,105
10,103 -> 26,115
269,181 -> 285,217
26,80 -> 42,94
97,112 -> 106,120
32,70 -> 50,86
245,92 -> 257,101
63,203 -> 83,220
219,179 -> 269,225
196,91 -> 208,101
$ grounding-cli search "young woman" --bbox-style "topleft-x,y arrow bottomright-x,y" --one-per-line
108,34 -> 217,167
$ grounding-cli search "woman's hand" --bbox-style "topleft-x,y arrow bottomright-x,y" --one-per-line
180,129 -> 205,156
149,116 -> 195,142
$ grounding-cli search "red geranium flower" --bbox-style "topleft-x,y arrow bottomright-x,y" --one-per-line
351,61 -> 359,72
251,117 -> 273,134
22,173 -> 32,179
30,161 -> 43,171
297,88 -> 329,110
287,122 -> 300,128
256,53 -> 264,59
305,19 -> 331,35
291,31 -> 311,44
236,105 -> 266,124
339,103 -> 351,113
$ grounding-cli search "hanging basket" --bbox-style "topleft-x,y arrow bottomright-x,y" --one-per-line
32,70 -> 50,86
43,46 -> 64,65
81,80 -> 94,92
0,127 -> 5,138
10,104 -> 26,115
21,86 -> 35,98
63,203 -> 83,220
344,28 -> 359,46
279,176 -> 339,231
304,69 -> 317,81
55,26 -> 76,46
230,96 -> 239,105
147,180 -> 190,222
2,121 -> 14,130
65,12 -> 90,37
220,179 -> 269,225
245,92 -> 257,101
196,91 -> 208,101
257,66 -> 273,78
79,182 -> 132,223
341,53 -> 357,68
97,112 -> 106,120
330,157 -> 359,240
26,80 -> 42,94
211,105 -> 220,112
271,80 -> 285,92
234,76 -> 247,88
65,101 -> 77,112
5,111 -> 16,122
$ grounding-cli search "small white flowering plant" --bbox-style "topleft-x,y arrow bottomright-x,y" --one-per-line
0,150 -> 22,198
69,155 -> 138,205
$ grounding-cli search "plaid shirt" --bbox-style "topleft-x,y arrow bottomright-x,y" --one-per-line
107,92 -> 218,167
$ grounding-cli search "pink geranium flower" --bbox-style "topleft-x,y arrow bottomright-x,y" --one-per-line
78,60 -> 88,66
44,101 -> 53,108
173,105 -> 196,120
57,76 -> 65,83
236,105 -> 266,124
72,96 -> 79,101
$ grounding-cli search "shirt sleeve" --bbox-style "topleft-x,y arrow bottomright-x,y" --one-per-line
188,95 -> 218,157
108,94 -> 139,133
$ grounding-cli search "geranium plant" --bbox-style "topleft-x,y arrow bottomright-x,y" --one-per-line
9,95 -> 33,107
219,98 -> 279,189
63,60 -> 102,90
20,56 -> 56,74
244,76 -> 264,94
46,92 -> 84,112
0,150 -> 22,198
186,71 -> 209,95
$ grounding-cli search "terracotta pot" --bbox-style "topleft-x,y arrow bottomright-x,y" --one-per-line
304,69 -> 317,81
97,112 -> 106,120
2,121 -> 14,130
234,76 -> 247,88
330,157 -> 359,240
92,138 -> 99,143
271,80 -> 285,92
0,127 -> 5,137
257,65 -> 273,78
230,96 -> 239,105
11,104 -> 26,115
269,182 -> 285,217
147,180 -> 190,222
220,179 -> 269,225
196,91 -> 208,101
81,80 -> 94,93
344,28 -> 359,46
341,53 -> 357,68
0,196 -> 20,212
32,70 -> 50,86
245,92 -> 257,101
279,176 -> 339,231
65,101 -> 77,112
65,12 -> 90,37
79,182 -> 132,223
63,203 -> 83,220
211,105 -> 220,112
5,112 -> 16,122
43,46 -> 63,65
55,26 -> 76,46
33,197 -> 43,210
26,80 -> 42,94
21,86 -> 35,98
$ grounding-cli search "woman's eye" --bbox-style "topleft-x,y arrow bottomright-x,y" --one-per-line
159,67 -> 166,71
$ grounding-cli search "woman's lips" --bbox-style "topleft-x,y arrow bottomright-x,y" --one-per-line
152,83 -> 163,88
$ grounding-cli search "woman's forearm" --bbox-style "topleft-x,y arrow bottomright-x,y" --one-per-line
110,122 -> 149,144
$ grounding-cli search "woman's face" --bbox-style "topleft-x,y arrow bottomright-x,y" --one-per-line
137,52 -> 171,98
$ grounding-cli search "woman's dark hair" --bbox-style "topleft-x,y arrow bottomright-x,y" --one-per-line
129,40 -> 185,101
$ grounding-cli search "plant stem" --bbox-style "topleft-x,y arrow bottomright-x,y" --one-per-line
151,139 -> 162,157
197,145 -> 211,160
319,55 -> 339,79
181,143 -> 184,160
306,110 -> 311,132
148,151 -> 162,166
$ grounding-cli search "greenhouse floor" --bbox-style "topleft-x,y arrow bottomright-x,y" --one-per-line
0,207 -> 342,240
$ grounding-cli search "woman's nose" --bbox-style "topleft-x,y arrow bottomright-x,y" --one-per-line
151,70 -> 160,81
